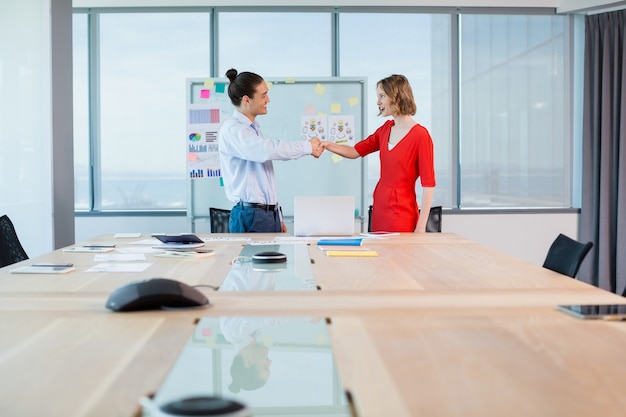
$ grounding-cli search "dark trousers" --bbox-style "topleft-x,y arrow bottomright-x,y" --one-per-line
229,204 -> 281,233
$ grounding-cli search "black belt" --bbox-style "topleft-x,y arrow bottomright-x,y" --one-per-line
238,201 -> 278,211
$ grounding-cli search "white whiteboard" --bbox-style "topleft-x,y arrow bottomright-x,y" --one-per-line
186,77 -> 367,228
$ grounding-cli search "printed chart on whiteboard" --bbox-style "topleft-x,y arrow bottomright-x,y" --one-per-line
186,80 -> 231,179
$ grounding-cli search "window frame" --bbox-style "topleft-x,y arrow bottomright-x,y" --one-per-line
73,6 -> 581,216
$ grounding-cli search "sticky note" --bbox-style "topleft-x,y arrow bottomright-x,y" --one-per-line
205,337 -> 216,347
305,104 -> 316,115
285,77 -> 296,84
215,83 -> 226,93
219,177 -> 224,186
265,81 -> 273,90
348,96 -> 359,106
331,154 -> 343,164
202,327 -> 212,336
187,153 -> 198,161
200,89 -> 210,99
204,79 -> 215,89
330,103 -> 341,113
314,83 -> 326,95
315,333 -> 327,345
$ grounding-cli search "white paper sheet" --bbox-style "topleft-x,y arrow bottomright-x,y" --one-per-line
85,263 -> 152,272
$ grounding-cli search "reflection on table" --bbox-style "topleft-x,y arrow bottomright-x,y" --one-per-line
220,243 -> 317,292
149,316 -> 351,416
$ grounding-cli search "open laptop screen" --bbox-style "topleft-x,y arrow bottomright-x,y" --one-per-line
293,196 -> 355,236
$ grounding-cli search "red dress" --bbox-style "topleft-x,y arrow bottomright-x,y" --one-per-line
355,120 -> 436,232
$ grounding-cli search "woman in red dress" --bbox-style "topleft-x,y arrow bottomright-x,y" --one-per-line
321,74 -> 436,233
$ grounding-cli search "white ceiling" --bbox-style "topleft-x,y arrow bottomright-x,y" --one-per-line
559,0 -> 626,13
72,0 -> 626,14
72,0 -> 559,9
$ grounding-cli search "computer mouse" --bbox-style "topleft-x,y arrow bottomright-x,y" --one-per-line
105,278 -> 209,312
158,396 -> 250,417
251,251 -> 287,264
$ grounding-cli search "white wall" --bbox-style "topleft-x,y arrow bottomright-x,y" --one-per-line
1,0 -> 54,258
443,212 -> 579,266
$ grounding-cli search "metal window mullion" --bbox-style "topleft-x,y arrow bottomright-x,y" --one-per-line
453,9 -> 461,209
210,7 -> 217,78
88,10 -> 102,212
332,8 -> 339,77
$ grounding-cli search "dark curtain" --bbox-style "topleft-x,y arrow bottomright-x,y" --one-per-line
579,10 -> 626,295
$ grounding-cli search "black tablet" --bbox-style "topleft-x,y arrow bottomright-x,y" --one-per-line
153,234 -> 204,245
557,304 -> 626,320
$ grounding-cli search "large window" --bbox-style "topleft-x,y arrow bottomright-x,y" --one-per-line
459,13 -> 572,208
82,11 -> 211,211
73,7 -> 578,212
217,11 -> 332,77
339,12 -> 453,208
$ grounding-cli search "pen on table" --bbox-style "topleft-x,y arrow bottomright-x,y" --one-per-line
32,263 -> 74,267
83,245 -> 116,248
602,315 -> 626,321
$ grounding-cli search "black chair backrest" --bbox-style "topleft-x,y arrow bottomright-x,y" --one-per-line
209,208 -> 231,233
426,206 -> 442,233
367,205 -> 442,233
0,214 -> 29,268
542,233 -> 593,278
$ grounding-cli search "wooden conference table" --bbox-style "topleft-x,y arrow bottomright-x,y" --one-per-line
1,233 -> 625,417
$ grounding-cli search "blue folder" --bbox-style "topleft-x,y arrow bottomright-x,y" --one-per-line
316,238 -> 363,246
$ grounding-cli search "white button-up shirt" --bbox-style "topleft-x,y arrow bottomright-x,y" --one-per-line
218,110 -> 312,204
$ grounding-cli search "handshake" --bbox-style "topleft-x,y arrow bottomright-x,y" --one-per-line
310,138 -> 330,158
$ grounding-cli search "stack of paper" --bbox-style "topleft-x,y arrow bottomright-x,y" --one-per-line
156,249 -> 215,259
63,245 -> 116,253
11,264 -> 75,274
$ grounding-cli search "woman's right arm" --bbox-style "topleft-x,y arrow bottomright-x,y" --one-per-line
321,141 -> 361,159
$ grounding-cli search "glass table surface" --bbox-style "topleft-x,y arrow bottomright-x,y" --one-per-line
220,243 -> 317,292
147,315 -> 352,416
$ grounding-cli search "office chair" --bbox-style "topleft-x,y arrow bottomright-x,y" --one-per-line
0,214 -> 29,268
367,205 -> 442,233
209,208 -> 231,233
425,206 -> 442,233
542,233 -> 593,278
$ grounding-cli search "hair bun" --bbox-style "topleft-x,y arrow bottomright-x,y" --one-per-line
225,68 -> 238,82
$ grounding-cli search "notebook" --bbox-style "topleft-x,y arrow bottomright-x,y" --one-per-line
293,196 -> 355,237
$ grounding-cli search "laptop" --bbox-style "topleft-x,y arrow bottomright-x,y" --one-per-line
293,196 -> 355,236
